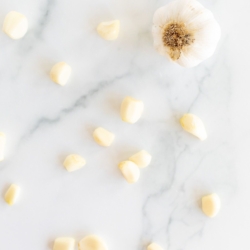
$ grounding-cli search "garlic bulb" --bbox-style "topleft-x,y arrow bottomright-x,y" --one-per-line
152,0 -> 221,67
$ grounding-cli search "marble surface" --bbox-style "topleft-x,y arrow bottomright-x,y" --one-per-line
0,0 -> 249,249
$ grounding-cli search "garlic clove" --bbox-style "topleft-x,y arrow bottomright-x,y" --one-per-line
97,20 -> 120,41
129,150 -> 152,168
93,127 -> 115,147
202,193 -> 221,218
3,11 -> 28,39
78,235 -> 108,250
120,96 -> 144,124
180,114 -> 207,141
50,62 -> 72,86
53,237 -> 75,250
63,154 -> 86,172
4,184 -> 21,205
147,243 -> 164,250
0,132 -> 6,161
118,160 -> 140,183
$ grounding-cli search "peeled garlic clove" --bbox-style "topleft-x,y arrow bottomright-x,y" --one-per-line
63,154 -> 86,172
120,96 -> 144,124
180,114 -> 207,141
53,237 -> 75,250
129,150 -> 152,168
4,184 -> 20,205
118,160 -> 140,183
50,62 -> 72,86
147,243 -> 164,250
202,193 -> 221,218
78,235 -> 108,250
0,132 -> 6,161
3,11 -> 28,39
93,127 -> 115,147
97,20 -> 120,41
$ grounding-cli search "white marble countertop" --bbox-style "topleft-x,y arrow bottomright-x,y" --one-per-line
0,0 -> 249,249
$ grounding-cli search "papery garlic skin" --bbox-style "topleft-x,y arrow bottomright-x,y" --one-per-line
97,20 -> 120,41
180,114 -> 207,141
152,0 -> 221,67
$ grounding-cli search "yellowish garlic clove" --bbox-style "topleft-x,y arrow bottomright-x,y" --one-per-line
4,184 -> 21,205
97,20 -> 120,41
120,96 -> 144,124
147,243 -> 164,250
129,150 -> 152,168
53,237 -> 75,250
78,235 -> 108,250
93,127 -> 115,147
3,11 -> 28,39
0,132 -> 6,161
118,160 -> 140,183
180,113 -> 207,141
202,193 -> 221,218
50,62 -> 72,86
63,154 -> 86,172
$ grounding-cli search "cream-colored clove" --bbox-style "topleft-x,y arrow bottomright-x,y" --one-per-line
118,160 -> 140,183
180,113 -> 207,141
97,20 -> 120,41
53,237 -> 75,250
202,193 -> 221,218
3,11 -> 28,39
147,243 -> 164,250
120,96 -> 144,124
63,154 -> 86,172
50,62 -> 72,86
78,235 -> 108,250
4,184 -> 21,205
93,127 -> 115,147
129,150 -> 152,168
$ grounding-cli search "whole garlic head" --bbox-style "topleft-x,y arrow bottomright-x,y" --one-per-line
152,0 -> 221,67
